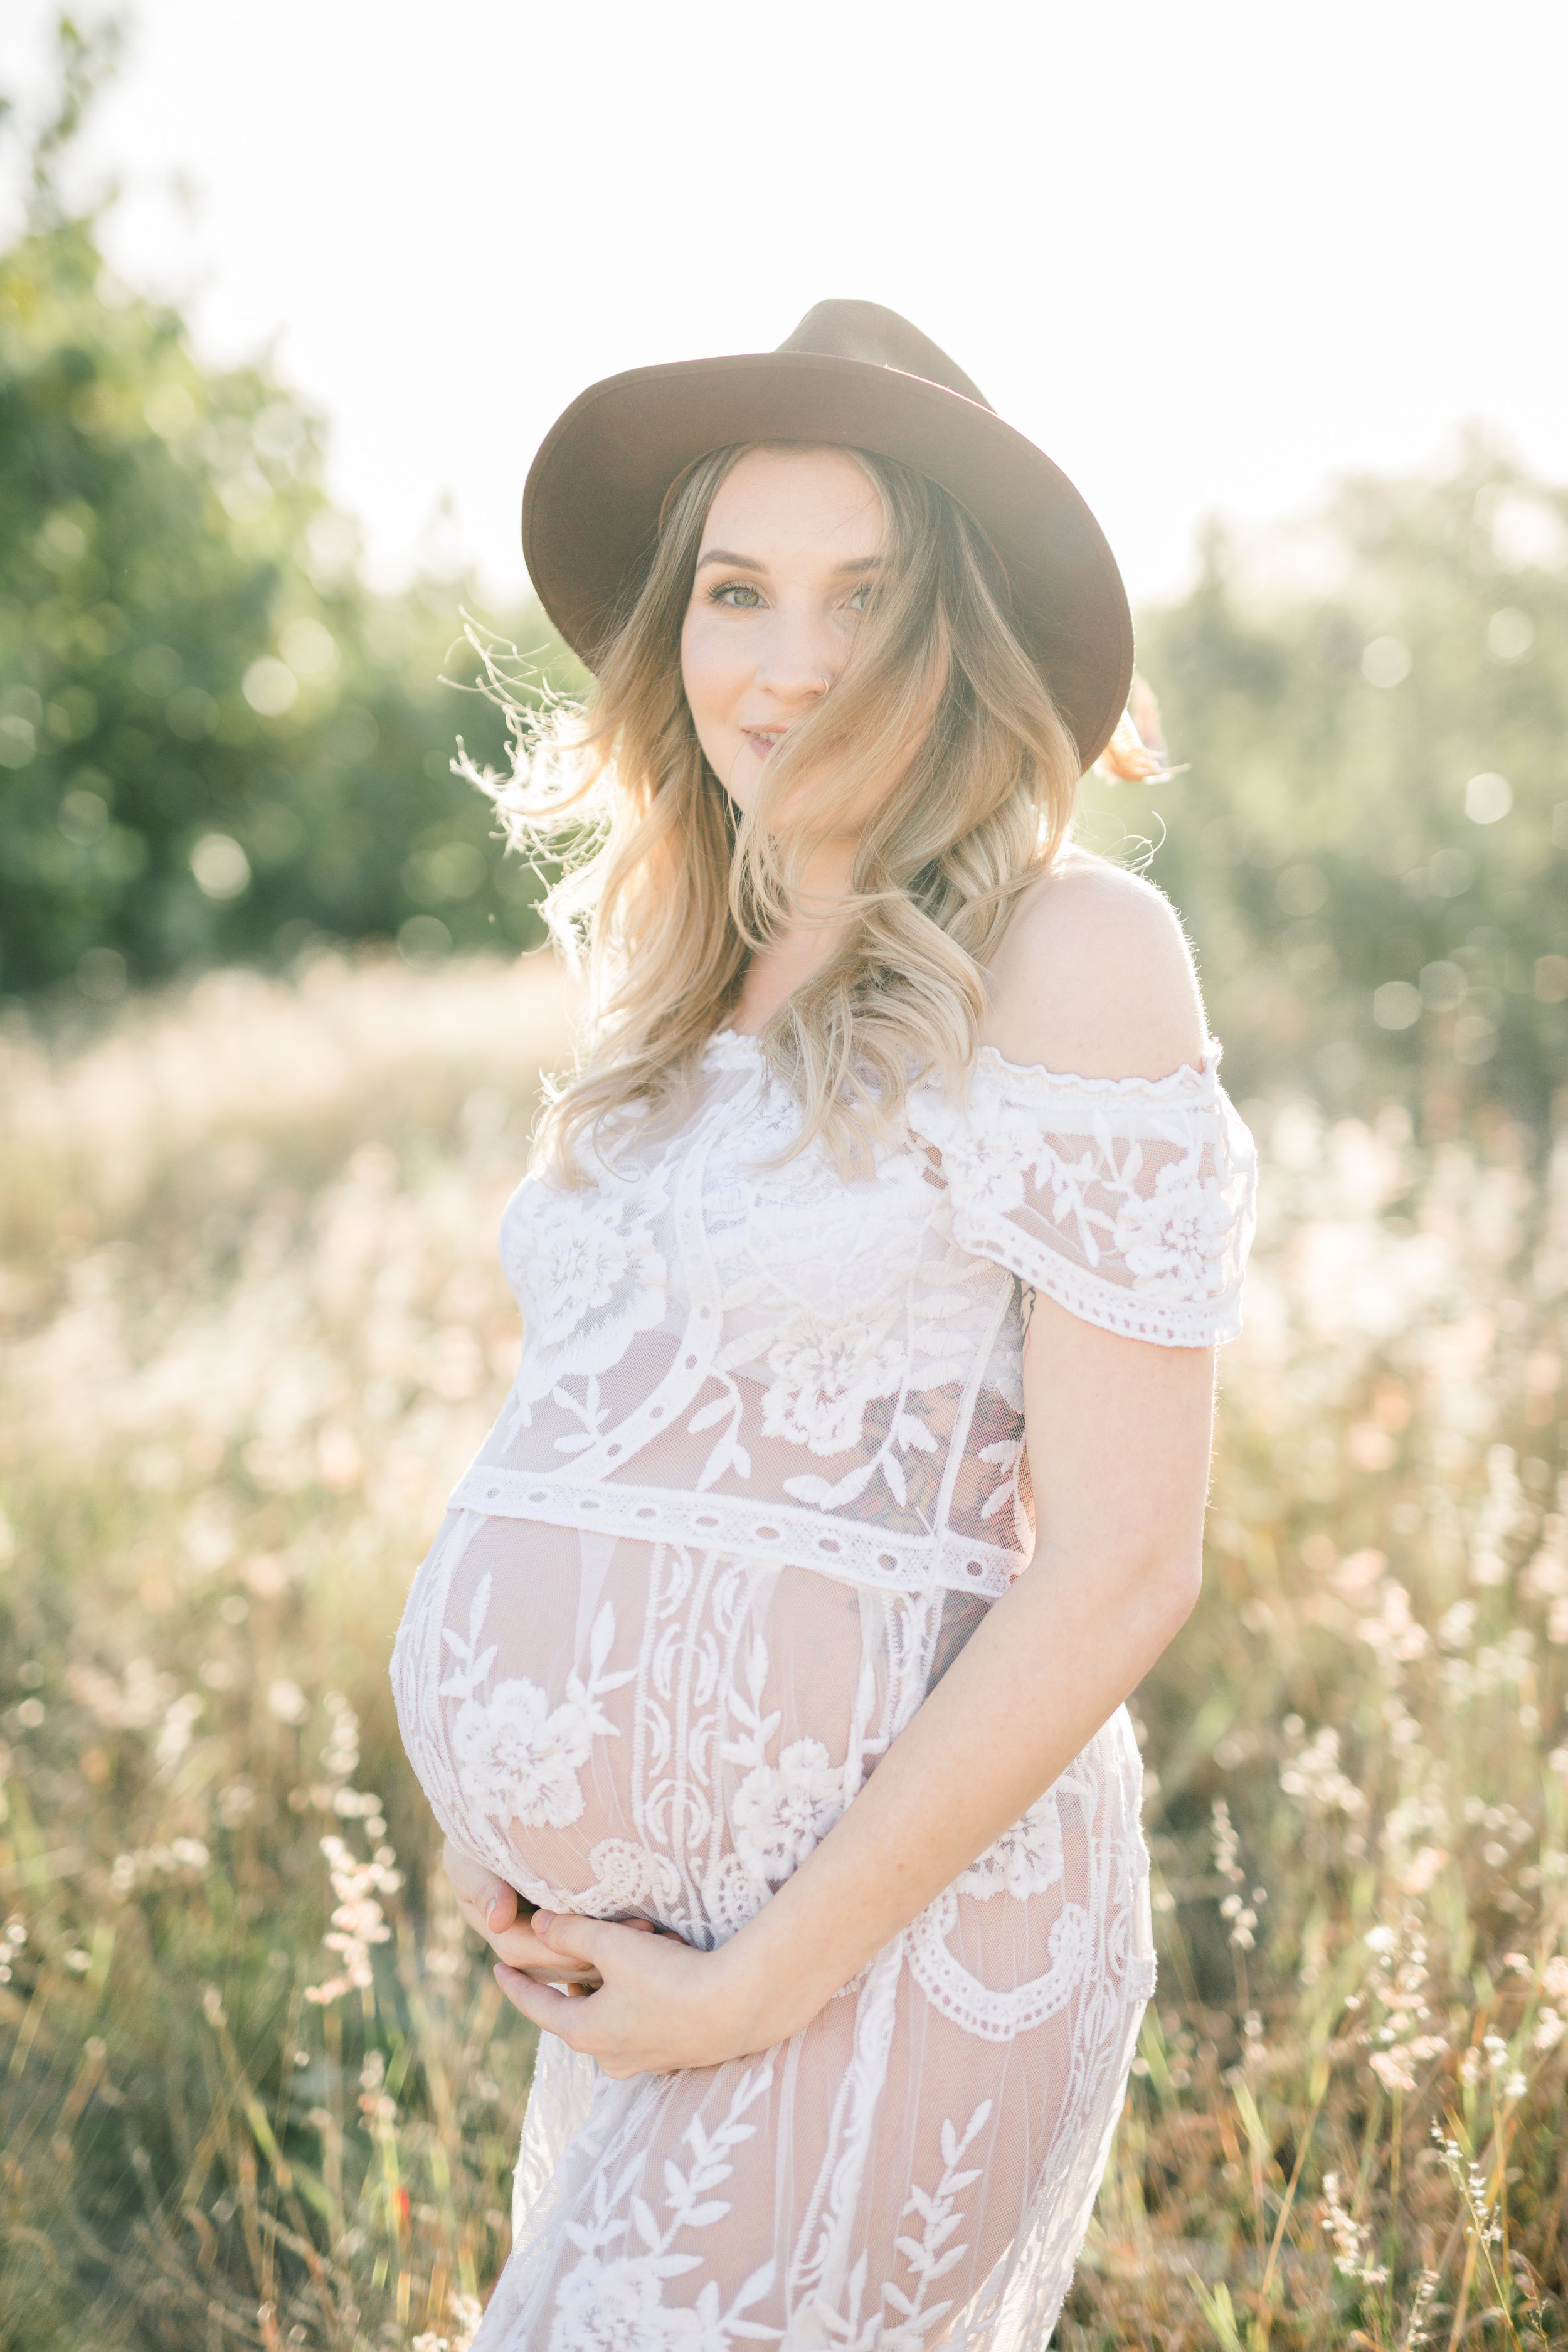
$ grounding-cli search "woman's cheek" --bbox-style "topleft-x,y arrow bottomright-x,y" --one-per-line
681,618 -> 728,721
681,628 -> 742,786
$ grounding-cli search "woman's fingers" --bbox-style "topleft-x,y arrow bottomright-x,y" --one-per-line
443,1855 -> 670,1984
495,1964 -> 595,2042
490,1929 -> 601,1981
484,1914 -> 601,1982
442,1838 -> 519,1933
532,1911 -> 607,1969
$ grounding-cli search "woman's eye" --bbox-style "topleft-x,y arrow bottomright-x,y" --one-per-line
710,581 -> 765,608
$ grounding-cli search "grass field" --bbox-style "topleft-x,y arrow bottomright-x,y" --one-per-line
1,955 -> 1565,2350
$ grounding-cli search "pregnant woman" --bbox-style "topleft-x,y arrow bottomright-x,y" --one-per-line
391,301 -> 1257,2349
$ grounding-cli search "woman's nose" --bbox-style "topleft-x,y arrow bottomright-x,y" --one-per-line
753,607 -> 836,706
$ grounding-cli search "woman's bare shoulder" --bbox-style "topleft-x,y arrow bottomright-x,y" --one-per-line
979,849 -> 1209,1081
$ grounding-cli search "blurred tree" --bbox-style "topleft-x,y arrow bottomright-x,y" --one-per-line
5,24 -> 1566,1142
0,14 -> 581,1002
1084,446 -> 1568,1126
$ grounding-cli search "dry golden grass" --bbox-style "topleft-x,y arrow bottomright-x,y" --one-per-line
1,957 -> 1565,2349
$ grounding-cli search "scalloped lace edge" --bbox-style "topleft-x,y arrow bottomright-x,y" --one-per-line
950,1210 -> 1246,1348
908,1895 -> 1158,2043
706,1027 -> 1225,1099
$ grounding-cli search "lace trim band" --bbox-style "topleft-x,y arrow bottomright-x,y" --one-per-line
445,1466 -> 1023,1598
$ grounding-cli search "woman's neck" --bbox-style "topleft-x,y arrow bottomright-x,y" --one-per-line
729,832 -> 859,1035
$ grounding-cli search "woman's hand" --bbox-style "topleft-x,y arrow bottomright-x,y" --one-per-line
492,1911 -> 781,2079
442,1840 -> 601,1987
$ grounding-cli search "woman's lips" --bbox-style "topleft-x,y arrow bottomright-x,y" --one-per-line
745,730 -> 783,760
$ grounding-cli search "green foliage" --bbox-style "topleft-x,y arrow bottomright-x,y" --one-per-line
1089,452 -> 1568,1125
0,21 -> 581,1002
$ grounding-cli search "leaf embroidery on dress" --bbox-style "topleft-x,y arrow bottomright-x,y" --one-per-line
547,2067 -> 781,2348
879,2102 -> 993,2342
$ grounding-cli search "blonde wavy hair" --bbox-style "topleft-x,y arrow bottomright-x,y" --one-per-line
470,442 -> 1083,1182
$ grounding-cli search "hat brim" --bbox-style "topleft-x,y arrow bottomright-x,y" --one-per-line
522,351 -> 1133,773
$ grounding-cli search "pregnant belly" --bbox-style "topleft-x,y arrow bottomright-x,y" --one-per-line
393,1515 -> 956,1947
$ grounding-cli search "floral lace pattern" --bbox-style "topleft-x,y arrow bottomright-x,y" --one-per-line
440,1575 -> 635,1830
907,1047 -> 1256,1348
446,1036 -> 1256,1602
388,1033 -> 1253,2348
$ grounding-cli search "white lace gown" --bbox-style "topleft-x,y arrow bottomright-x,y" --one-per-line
392,1033 -> 1257,2349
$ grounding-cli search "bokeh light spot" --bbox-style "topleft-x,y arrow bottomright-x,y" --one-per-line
1362,637 -> 1412,689
398,916 -> 452,969
0,714 -> 36,768
1419,960 -> 1467,1012
131,643 -> 184,697
144,382 -> 198,440
1535,955 -> 1568,1004
242,657 -> 299,716
166,686 -> 218,740
191,834 -> 253,901
1465,771 -> 1513,825
1486,608 -> 1535,661
1372,981 -> 1421,1030
59,788 -> 110,844
267,1678 -> 309,1725
1453,1015 -> 1500,1065
278,618 -> 339,679
1428,847 -> 1475,898
35,512 -> 88,571
75,946 -> 127,1001
403,843 -> 485,904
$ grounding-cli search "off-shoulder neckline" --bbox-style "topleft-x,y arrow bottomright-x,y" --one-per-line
971,1041 -> 1222,1094
705,1027 -> 1222,1095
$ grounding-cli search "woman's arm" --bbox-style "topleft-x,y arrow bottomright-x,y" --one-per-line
715,1295 -> 1212,2038
497,865 -> 1216,2074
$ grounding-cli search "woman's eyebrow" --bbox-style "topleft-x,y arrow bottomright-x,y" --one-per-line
694,548 -> 886,573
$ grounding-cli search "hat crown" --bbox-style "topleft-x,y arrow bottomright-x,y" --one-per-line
774,300 -> 993,414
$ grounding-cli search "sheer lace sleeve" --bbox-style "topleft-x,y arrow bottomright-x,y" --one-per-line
907,1046 -> 1258,1348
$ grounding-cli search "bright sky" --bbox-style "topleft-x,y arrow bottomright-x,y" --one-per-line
8,0 -> 1568,612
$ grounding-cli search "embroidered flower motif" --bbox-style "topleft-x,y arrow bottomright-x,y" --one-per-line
958,1796 -> 1066,1902
702,1851 -> 768,1941
931,1125 -> 1029,1221
502,1184 -> 667,1381
451,1677 -> 600,1828
760,1308 -> 903,1457
584,1839 -> 683,1920
549,2253 -> 708,2349
1111,1153 -> 1233,1301
443,1591 -> 634,1830
731,1739 -> 846,1883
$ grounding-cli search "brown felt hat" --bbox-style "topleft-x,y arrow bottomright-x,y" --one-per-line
522,299 -> 1133,772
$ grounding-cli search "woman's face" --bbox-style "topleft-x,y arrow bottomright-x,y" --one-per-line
680,445 -> 885,813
